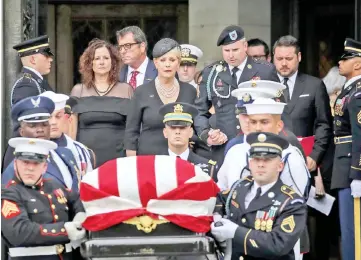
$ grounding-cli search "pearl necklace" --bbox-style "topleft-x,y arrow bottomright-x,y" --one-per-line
155,78 -> 179,98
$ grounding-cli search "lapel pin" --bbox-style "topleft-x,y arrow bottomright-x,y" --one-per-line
247,64 -> 252,69
268,192 -> 275,198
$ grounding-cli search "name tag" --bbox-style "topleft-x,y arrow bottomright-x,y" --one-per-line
299,94 -> 310,97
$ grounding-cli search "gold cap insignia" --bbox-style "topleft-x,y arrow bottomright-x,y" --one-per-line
28,140 -> 36,145
251,81 -> 257,87
181,48 -> 190,57
173,104 -> 183,113
257,133 -> 267,142
242,93 -> 251,102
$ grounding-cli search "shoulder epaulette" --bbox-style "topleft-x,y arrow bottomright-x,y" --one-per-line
281,185 -> 296,199
206,60 -> 224,68
208,159 -> 217,166
242,176 -> 253,182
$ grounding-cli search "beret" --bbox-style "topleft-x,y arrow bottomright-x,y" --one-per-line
217,25 -> 245,46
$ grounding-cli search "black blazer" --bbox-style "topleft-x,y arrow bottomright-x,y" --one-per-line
119,59 -> 157,85
284,72 -> 333,165
124,80 -> 196,155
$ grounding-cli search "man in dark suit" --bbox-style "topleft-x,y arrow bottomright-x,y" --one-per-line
159,102 -> 217,181
273,35 -> 333,260
273,35 -> 332,174
116,26 -> 157,88
194,25 -> 282,165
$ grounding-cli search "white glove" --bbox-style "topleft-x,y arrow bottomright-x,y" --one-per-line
64,221 -> 86,241
211,218 -> 238,242
213,214 -> 222,222
73,212 -> 87,224
351,180 -> 361,198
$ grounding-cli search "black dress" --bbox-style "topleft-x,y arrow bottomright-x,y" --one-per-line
124,80 -> 196,155
71,82 -> 133,167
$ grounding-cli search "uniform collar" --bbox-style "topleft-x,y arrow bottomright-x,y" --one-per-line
23,66 -> 43,80
51,133 -> 67,147
252,180 -> 277,196
128,57 -> 149,76
13,174 -> 44,190
344,74 -> 361,88
228,57 -> 248,73
168,148 -> 190,160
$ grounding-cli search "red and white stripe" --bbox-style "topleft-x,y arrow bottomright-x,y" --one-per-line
80,155 -> 220,233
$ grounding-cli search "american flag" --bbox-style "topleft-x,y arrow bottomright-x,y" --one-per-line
80,155 -> 220,233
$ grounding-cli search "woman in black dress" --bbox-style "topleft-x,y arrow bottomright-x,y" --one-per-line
124,38 -> 196,156
70,39 -> 133,167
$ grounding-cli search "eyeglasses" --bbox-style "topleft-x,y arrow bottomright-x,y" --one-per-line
118,42 -> 140,51
251,55 -> 267,61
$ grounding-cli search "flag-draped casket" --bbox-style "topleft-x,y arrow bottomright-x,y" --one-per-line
80,155 -> 220,233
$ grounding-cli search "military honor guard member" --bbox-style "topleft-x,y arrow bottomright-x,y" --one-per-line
2,96 -> 79,192
159,102 -> 217,179
11,35 -> 54,106
211,132 -> 307,260
331,38 -> 361,260
178,44 -> 203,88
40,91 -> 95,175
194,25 -> 281,164
217,82 -> 310,196
1,137 -> 86,260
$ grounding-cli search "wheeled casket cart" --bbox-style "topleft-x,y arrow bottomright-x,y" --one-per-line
79,156 -> 221,259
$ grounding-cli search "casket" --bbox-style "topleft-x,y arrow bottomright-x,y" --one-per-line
79,155 -> 221,259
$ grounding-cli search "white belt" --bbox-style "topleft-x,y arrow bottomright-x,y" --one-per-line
9,243 -> 72,257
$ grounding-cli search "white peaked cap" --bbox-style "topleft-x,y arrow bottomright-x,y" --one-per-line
40,91 -> 69,111
9,137 -> 57,156
244,98 -> 286,115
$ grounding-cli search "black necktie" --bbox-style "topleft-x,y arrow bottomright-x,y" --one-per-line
283,78 -> 290,102
254,187 -> 262,200
232,67 -> 239,86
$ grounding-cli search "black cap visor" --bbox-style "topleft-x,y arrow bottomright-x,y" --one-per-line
249,147 -> 282,159
165,121 -> 192,127
15,152 -> 47,163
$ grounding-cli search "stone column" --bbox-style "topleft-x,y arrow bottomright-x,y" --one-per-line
189,0 -> 271,69
47,4 -> 56,88
3,0 -> 22,143
56,5 -> 73,94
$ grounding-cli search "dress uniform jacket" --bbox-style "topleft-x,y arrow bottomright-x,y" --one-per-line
188,150 -> 218,181
194,58 -> 281,162
1,177 -> 84,260
331,78 -> 361,189
214,177 -> 307,260
217,142 -> 310,196
2,147 -> 80,192
11,67 -> 52,106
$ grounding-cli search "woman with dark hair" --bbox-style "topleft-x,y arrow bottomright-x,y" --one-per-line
124,38 -> 197,156
70,39 -> 133,167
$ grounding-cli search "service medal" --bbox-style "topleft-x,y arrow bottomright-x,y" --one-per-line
255,219 -> 261,230
261,220 -> 267,231
266,219 -> 273,232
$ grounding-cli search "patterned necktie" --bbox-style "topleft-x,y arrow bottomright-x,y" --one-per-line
283,77 -> 290,102
129,71 -> 140,89
231,67 -> 239,86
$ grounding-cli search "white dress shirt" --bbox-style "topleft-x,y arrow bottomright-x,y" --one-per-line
228,57 -> 248,84
126,57 -> 149,87
344,74 -> 361,89
168,148 -> 190,161
23,66 -> 43,80
244,181 -> 277,209
278,71 -> 298,98
217,140 -> 310,196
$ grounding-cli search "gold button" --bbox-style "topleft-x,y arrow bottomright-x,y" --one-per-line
40,191 -> 45,194
33,209 -> 38,213
54,215 -> 59,220
239,257 -> 244,260
51,204 -> 56,209
241,218 -> 246,223
48,195 -> 52,199
61,228 -> 65,232
65,206 -> 69,210
43,229 -> 48,233
51,229 -> 56,233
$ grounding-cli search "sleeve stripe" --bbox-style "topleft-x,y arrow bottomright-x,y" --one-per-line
244,229 -> 252,255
